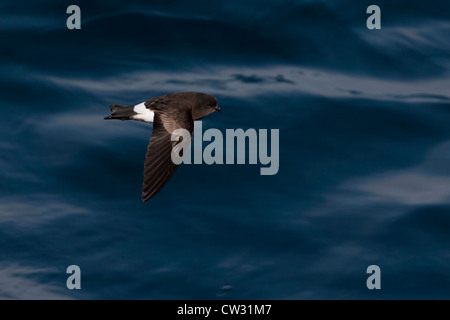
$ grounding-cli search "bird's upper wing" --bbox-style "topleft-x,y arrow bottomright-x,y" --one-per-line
142,111 -> 194,202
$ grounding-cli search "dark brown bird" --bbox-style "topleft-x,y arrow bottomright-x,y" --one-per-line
105,92 -> 221,201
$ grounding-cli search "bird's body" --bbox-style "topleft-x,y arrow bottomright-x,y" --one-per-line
105,92 -> 221,201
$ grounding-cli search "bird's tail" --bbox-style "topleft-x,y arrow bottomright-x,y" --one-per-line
104,104 -> 135,120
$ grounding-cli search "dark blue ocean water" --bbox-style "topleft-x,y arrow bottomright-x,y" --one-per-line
1,0 -> 449,299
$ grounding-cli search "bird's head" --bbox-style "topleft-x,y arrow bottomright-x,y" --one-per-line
192,93 -> 221,120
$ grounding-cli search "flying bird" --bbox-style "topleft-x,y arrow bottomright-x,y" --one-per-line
105,92 -> 222,202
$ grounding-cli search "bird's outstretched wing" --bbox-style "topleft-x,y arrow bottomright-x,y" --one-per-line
142,111 -> 194,201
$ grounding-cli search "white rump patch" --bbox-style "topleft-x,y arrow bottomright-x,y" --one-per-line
132,102 -> 154,122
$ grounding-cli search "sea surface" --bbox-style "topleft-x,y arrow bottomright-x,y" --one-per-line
1,0 -> 450,299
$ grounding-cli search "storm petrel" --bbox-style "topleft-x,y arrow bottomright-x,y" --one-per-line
105,92 -> 222,202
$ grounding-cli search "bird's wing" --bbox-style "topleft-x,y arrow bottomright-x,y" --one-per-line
142,111 -> 194,201
144,95 -> 172,111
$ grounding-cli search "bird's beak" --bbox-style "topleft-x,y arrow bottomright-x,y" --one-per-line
214,105 -> 222,113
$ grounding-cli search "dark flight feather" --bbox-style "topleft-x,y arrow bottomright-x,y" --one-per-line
141,112 -> 194,201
